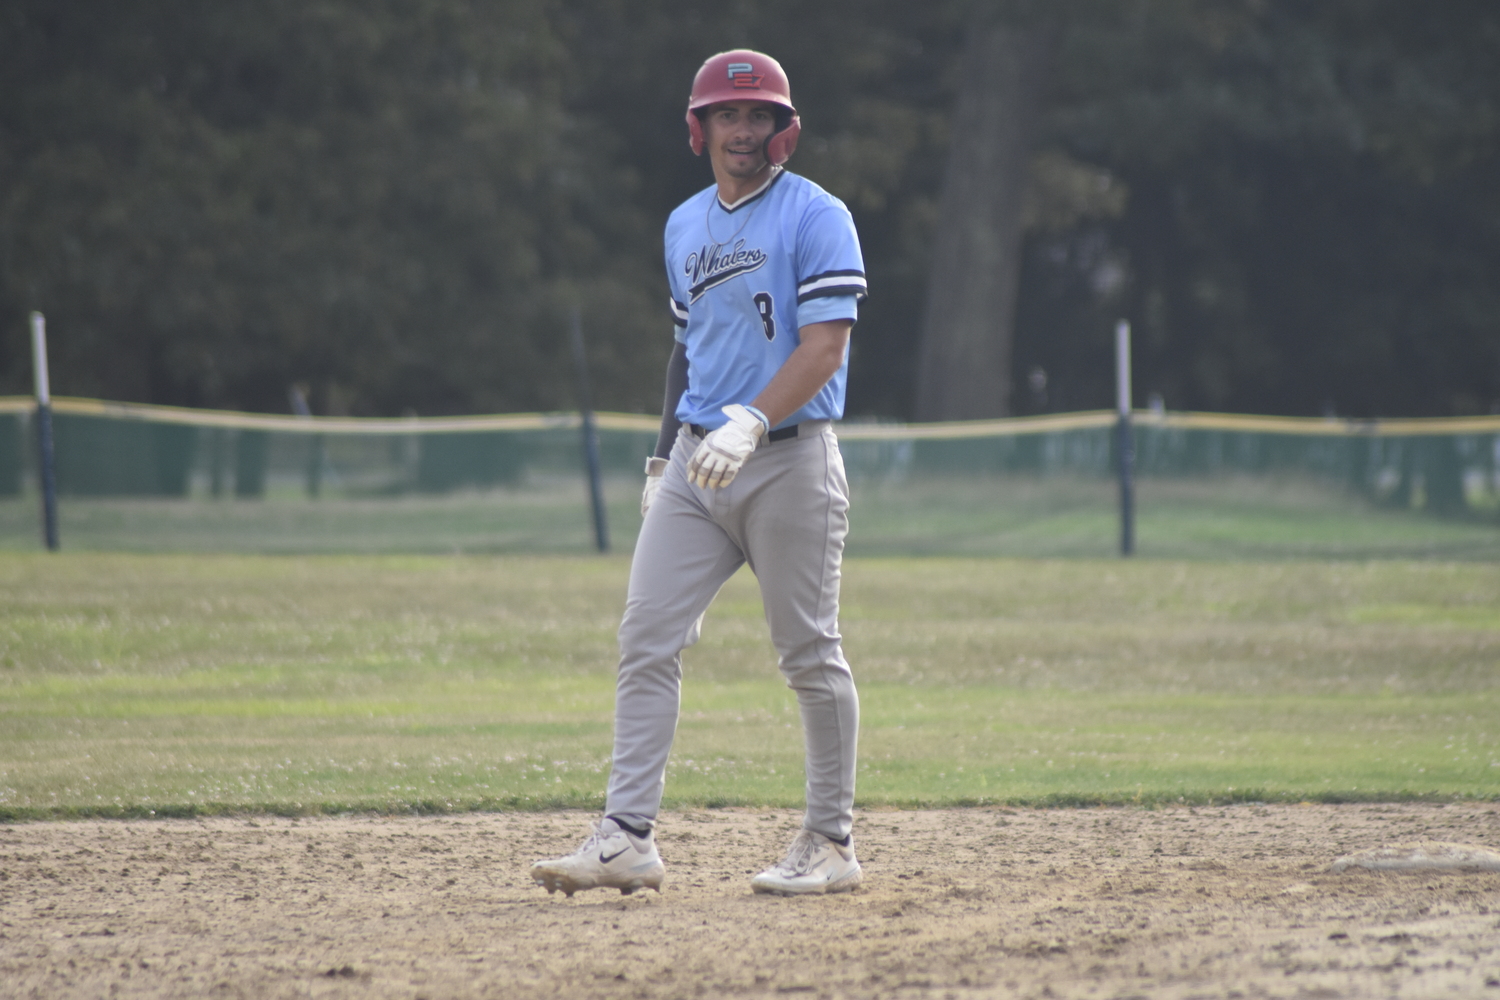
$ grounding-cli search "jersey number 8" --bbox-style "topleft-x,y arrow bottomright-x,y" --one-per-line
753,293 -> 776,341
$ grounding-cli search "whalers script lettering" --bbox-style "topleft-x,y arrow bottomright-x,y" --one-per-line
686,240 -> 767,302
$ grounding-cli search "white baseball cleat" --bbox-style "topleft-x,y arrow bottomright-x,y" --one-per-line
530,818 -> 665,898
751,829 -> 862,895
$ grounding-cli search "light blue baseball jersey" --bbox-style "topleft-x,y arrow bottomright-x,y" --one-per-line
665,168 -> 867,431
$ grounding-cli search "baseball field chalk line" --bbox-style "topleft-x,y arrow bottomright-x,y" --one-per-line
1330,842 -> 1500,873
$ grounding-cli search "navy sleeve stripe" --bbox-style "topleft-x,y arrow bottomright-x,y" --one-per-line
668,298 -> 689,327
798,273 -> 867,298
798,284 -> 870,305
797,285 -> 868,304
798,269 -> 865,292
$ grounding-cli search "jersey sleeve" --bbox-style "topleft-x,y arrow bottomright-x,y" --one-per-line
664,223 -> 691,343
668,297 -> 689,342
796,293 -> 860,327
795,198 -> 867,310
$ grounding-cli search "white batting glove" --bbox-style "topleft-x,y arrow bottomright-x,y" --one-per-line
641,457 -> 668,516
687,404 -> 767,489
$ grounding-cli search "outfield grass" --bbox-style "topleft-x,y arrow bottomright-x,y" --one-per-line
0,479 -> 648,556
3,472 -> 1497,559
1,554 -> 1496,819
850,475 -> 1500,560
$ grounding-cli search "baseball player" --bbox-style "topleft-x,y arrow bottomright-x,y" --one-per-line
531,48 -> 866,898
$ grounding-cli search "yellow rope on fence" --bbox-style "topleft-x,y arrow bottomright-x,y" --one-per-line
2,396 -> 1498,438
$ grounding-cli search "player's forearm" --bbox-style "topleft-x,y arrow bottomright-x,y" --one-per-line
654,341 -> 689,459
751,320 -> 852,428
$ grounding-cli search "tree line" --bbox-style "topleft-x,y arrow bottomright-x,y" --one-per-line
2,0 -> 1496,420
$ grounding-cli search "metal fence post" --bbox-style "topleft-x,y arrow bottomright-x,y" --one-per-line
31,311 -> 59,551
570,307 -> 610,553
1116,319 -> 1135,557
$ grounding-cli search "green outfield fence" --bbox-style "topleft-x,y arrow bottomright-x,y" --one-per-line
1,396 -> 1497,558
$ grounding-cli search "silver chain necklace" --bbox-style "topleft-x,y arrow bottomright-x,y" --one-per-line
705,168 -> 779,244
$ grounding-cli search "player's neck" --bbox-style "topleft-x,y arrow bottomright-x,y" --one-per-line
714,164 -> 780,209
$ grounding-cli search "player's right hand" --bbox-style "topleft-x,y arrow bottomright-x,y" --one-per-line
641,456 -> 668,516
687,405 -> 766,489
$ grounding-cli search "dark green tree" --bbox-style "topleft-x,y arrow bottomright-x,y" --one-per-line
1014,0 -> 1500,417
2,0 -> 1495,421
0,0 -> 667,415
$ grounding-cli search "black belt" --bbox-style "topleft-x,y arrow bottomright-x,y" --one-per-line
688,422 -> 799,443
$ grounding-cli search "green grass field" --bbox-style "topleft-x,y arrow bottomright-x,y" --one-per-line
3,472 -> 1498,559
2,553 -> 1495,819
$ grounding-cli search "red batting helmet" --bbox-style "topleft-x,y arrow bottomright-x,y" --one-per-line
685,49 -> 801,165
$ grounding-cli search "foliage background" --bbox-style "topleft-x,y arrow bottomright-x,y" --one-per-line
1,0 -> 1496,419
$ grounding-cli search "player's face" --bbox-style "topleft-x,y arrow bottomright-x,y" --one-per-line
704,101 -> 778,180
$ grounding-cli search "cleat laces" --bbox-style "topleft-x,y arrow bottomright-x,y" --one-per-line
576,822 -> 611,856
771,830 -> 819,876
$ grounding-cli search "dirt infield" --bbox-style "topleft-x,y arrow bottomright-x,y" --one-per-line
3,804 -> 1498,999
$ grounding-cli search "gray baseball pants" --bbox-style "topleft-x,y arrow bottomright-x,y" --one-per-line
605,421 -> 859,841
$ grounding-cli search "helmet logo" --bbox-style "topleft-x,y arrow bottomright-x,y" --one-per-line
726,62 -> 763,88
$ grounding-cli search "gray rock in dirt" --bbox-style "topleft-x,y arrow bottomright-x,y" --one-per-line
1331,841 -> 1500,873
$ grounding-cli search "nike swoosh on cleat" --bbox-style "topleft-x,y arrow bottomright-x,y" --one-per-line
599,848 -> 629,864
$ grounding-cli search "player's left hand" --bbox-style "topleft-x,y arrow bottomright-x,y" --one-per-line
687,404 -> 767,489
641,456 -> 669,516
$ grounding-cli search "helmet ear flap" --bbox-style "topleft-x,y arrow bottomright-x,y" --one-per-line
686,109 -> 706,156
765,114 -> 800,166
